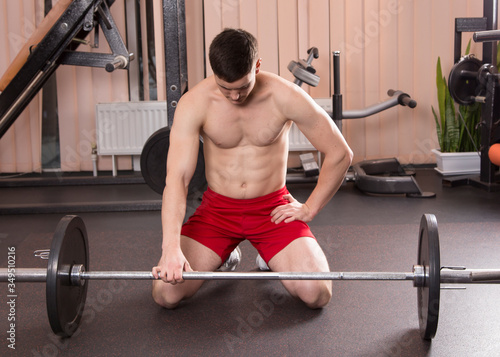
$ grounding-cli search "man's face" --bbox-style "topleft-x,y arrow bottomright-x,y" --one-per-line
214,59 -> 261,105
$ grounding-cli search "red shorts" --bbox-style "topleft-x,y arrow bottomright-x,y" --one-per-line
181,186 -> 315,263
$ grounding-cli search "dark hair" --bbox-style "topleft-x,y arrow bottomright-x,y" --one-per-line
209,28 -> 258,83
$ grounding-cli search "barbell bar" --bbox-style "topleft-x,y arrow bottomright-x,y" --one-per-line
3,267 -> 500,283
1,214 -> 499,340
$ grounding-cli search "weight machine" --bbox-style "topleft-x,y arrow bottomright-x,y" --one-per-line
289,48 -> 435,198
0,0 -> 133,140
444,0 -> 500,190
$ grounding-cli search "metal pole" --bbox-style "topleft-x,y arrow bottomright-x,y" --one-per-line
473,29 -> 500,42
1,267 -> 500,284
163,0 -> 187,128
0,268 -> 47,282
440,268 -> 500,283
80,271 -> 416,281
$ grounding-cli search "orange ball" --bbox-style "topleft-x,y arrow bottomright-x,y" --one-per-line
489,143 -> 500,166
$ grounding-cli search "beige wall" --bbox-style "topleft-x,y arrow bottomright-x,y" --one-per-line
0,0 -> 490,172
0,0 -> 44,173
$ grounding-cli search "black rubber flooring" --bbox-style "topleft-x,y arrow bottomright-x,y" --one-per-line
0,168 -> 499,356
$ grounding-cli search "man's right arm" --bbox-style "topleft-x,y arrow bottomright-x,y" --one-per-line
152,93 -> 203,283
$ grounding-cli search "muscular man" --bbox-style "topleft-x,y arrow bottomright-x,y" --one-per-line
152,28 -> 352,309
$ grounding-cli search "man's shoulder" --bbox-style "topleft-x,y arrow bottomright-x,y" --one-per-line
179,77 -> 216,105
259,71 -> 291,85
257,71 -> 302,103
257,71 -> 297,98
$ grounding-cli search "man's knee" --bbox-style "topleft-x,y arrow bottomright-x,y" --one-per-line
294,280 -> 332,309
152,281 -> 186,309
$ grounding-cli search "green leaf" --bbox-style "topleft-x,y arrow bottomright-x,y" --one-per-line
432,106 -> 443,150
458,102 -> 481,152
444,87 -> 459,152
436,58 -> 446,135
497,41 -> 500,69
465,39 -> 471,55
458,105 -> 468,151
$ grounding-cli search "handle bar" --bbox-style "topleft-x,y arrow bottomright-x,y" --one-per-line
387,89 -> 417,108
342,90 -> 417,119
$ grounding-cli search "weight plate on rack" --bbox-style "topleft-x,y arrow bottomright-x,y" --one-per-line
140,127 -> 206,196
46,215 -> 89,337
417,214 -> 441,340
448,55 -> 482,105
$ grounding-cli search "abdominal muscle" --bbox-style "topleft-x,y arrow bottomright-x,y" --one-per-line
203,140 -> 288,200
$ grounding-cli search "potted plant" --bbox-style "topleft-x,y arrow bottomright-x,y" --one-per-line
431,43 -> 482,175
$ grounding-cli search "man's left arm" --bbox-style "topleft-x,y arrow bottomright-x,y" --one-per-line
271,85 -> 353,224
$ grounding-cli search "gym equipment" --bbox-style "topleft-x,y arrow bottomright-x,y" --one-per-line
46,216 -> 89,337
1,214 -> 499,339
416,214 -> 440,339
352,158 -> 436,198
330,51 -> 433,198
163,0 -> 188,128
287,47 -> 320,87
299,153 -> 320,177
0,0 -> 133,139
444,1 -> 500,190
448,55 -> 483,105
285,49 -> 431,197
140,127 -> 206,196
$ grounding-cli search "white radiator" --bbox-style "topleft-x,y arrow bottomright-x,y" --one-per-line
95,101 -> 316,175
288,123 -> 314,151
96,101 -> 168,155
95,101 -> 168,176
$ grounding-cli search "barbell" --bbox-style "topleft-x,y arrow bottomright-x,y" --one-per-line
1,214 -> 499,339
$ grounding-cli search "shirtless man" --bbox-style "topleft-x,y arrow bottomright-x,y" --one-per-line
152,28 -> 352,309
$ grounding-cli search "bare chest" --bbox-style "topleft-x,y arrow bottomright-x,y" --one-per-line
202,105 -> 290,148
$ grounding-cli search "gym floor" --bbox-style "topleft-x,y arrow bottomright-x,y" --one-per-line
0,168 -> 499,356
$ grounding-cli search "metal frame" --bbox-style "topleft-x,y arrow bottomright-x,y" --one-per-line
59,1 -> 130,69
163,0 -> 188,128
452,0 -> 500,188
124,0 -> 141,101
0,0 -> 131,140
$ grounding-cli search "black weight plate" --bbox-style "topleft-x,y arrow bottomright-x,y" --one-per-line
140,127 -> 207,196
417,214 -> 441,340
47,215 -> 89,337
448,56 -> 482,105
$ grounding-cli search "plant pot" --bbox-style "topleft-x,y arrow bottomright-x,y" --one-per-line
431,149 -> 481,176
